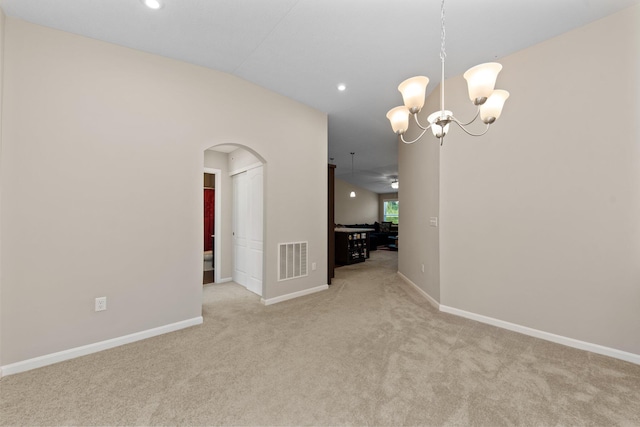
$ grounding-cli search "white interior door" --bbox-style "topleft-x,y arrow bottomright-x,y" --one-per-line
232,166 -> 263,296
246,166 -> 263,295
232,172 -> 249,287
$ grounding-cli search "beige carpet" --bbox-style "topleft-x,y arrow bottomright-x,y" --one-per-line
1,250 -> 639,426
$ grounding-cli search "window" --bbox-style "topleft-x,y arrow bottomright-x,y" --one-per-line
383,200 -> 399,224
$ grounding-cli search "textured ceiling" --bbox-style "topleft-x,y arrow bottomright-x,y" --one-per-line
1,0 -> 638,193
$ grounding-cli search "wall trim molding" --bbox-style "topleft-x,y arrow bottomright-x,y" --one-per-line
396,271 -> 639,365
217,277 -> 233,284
261,284 -> 328,306
396,272 -> 440,309
439,305 -> 640,365
1,317 -> 203,377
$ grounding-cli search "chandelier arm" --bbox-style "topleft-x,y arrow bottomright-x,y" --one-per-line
454,109 -> 480,127
413,113 -> 431,130
450,118 -> 491,137
400,127 -> 430,144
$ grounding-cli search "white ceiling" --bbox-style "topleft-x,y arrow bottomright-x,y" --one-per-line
1,0 -> 638,193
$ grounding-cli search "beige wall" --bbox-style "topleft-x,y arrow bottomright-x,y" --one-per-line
0,19 -> 327,366
398,83 -> 441,301
0,9 -> 5,370
334,178 -> 379,225
401,5 -> 640,355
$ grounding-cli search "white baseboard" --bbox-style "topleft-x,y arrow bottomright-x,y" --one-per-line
397,272 -> 440,309
1,316 -> 203,377
395,272 -> 639,365
261,284 -> 328,306
440,305 -> 640,365
217,277 -> 233,283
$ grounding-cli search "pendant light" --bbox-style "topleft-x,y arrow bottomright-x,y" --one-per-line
349,152 -> 356,198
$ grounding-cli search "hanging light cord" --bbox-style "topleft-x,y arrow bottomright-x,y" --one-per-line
351,152 -> 355,176
440,0 -> 446,62
439,0 -> 446,127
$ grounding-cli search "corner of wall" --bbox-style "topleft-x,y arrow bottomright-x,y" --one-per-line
397,83 -> 441,304
0,6 -> 6,369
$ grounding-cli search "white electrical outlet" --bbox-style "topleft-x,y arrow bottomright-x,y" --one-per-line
95,296 -> 107,312
312,262 -> 317,271
421,264 -> 425,273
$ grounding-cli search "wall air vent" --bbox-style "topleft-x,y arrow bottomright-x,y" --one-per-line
278,241 -> 308,281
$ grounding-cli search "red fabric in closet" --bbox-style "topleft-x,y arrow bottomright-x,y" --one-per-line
204,188 -> 215,251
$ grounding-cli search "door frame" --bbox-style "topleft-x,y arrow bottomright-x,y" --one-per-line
204,167 -> 221,283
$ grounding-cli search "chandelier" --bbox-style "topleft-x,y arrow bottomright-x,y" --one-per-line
386,0 -> 509,145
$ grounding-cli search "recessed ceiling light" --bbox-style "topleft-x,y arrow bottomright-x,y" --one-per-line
337,84 -> 346,91
143,0 -> 162,10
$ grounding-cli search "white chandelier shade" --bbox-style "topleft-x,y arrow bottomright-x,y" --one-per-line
386,106 -> 411,135
480,90 -> 510,123
386,0 -> 509,145
463,63 -> 503,105
398,76 -> 430,113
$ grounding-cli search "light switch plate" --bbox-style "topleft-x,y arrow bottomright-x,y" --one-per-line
95,297 -> 107,312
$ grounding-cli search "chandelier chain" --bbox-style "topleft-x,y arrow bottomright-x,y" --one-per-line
439,0 -> 446,62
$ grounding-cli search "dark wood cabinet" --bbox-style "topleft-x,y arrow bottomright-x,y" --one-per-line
328,164 -> 336,284
335,229 -> 370,265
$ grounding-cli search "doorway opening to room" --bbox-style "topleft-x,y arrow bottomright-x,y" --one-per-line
203,172 -> 216,285
382,199 -> 399,251
204,145 -> 266,297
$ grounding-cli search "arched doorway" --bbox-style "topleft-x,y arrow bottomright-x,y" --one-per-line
204,143 -> 266,296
